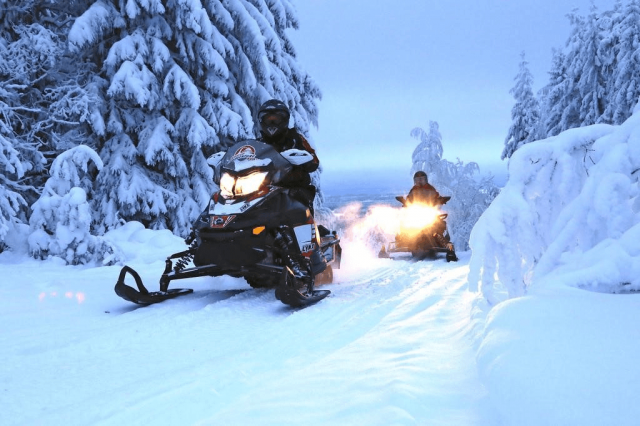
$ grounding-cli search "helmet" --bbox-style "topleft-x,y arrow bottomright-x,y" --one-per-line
258,99 -> 290,140
413,171 -> 428,185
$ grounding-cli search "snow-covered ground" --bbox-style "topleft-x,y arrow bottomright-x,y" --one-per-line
3,170 -> 640,426
1,224 -> 491,425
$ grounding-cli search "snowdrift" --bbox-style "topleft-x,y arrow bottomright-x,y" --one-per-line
469,114 -> 640,303
468,109 -> 640,425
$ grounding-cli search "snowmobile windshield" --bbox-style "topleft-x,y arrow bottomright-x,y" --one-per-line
218,140 -> 293,199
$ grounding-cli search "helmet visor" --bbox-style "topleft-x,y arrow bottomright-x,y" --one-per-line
259,111 -> 288,126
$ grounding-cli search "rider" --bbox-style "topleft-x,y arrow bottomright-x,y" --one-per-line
257,99 -> 319,215
407,171 -> 440,205
257,99 -> 323,281
406,171 -> 454,257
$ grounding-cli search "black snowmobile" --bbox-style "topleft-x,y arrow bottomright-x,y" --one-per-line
114,140 -> 342,308
378,194 -> 458,262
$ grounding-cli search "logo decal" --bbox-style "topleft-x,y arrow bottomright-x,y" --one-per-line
301,243 -> 315,254
209,215 -> 236,228
230,145 -> 256,162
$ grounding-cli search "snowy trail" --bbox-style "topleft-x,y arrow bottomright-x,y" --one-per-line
1,251 -> 491,426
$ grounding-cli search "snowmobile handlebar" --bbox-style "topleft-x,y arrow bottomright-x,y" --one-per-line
395,195 -> 451,206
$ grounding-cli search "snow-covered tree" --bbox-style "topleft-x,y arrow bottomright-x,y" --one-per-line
502,52 -> 541,159
576,4 -> 607,127
410,121 -> 443,177
541,49 -> 569,138
541,1 -> 640,134
69,0 -> 321,236
468,111 -> 640,304
0,0 -> 102,242
604,0 -> 640,124
597,0 -> 624,124
0,135 -> 27,250
28,146 -> 121,265
410,121 -> 498,250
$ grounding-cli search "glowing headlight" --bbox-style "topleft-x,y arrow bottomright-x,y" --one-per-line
235,172 -> 268,196
219,171 -> 268,199
401,205 -> 439,231
220,173 -> 235,199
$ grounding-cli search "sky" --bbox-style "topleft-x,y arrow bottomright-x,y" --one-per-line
288,0 -> 617,191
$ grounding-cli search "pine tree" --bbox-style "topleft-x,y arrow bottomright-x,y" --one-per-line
502,52 -> 541,159
0,134 -> 27,249
28,145 -> 121,265
540,49 -> 567,139
544,10 -> 586,137
596,0 -> 624,124
410,121 -> 443,180
0,0 -> 99,249
69,0 -> 321,236
605,0 -> 640,124
576,4 -> 607,127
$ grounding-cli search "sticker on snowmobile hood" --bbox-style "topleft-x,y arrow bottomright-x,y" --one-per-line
228,145 -> 272,172
209,215 -> 236,228
230,145 -> 256,161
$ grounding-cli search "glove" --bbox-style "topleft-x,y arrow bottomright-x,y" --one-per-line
206,151 -> 226,168
281,149 -> 313,166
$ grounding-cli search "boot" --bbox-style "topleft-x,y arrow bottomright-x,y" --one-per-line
435,233 -> 458,261
274,226 -> 309,280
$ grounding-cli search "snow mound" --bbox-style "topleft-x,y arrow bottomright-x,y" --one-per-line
103,221 -> 187,264
469,113 -> 640,303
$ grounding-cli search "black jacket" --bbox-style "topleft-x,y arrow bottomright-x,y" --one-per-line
259,128 -> 319,188
407,183 -> 440,204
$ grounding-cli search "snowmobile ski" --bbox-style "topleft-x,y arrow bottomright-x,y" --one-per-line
114,266 -> 193,305
274,286 -> 330,308
274,267 -> 330,308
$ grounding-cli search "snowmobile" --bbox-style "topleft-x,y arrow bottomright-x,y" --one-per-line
114,140 -> 342,308
378,194 -> 458,262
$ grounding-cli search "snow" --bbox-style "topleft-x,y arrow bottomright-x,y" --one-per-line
2,195 -> 640,425
0,235 -> 491,425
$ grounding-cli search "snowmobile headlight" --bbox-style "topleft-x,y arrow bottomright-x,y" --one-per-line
235,172 -> 268,196
402,205 -> 440,231
220,173 -> 235,199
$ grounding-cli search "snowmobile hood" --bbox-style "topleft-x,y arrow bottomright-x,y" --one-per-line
220,140 -> 292,184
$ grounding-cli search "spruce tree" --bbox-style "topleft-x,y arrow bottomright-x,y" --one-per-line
410,121 -> 443,180
605,0 -> 640,124
540,49 -> 568,139
0,0 -> 98,248
577,4 -> 607,127
596,0 -> 624,124
69,0 -> 321,236
502,52 -> 541,159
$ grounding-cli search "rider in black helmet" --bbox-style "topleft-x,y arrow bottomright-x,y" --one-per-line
257,99 -> 324,281
257,99 -> 320,214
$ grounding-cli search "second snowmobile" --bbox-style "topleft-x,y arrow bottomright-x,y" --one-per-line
378,194 -> 458,262
114,140 -> 342,308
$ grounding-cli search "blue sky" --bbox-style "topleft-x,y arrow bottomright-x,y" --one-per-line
288,0 -> 617,192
